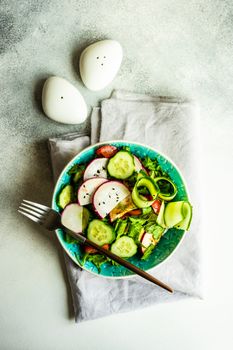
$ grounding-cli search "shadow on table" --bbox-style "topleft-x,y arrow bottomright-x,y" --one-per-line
10,138 -> 75,320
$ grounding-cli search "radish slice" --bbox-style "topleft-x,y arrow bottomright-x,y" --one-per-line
61,204 -> 83,232
77,178 -> 108,205
134,156 -> 143,172
133,155 -> 148,174
140,232 -> 156,253
93,181 -> 130,218
83,158 -> 108,180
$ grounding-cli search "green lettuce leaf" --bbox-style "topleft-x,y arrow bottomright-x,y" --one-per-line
142,207 -> 152,215
122,146 -> 131,152
115,218 -> 128,239
123,171 -> 138,188
65,232 -> 77,244
145,223 -> 164,240
68,164 -> 85,182
142,156 -> 158,171
81,253 -> 120,271
141,244 -> 155,260
142,156 -> 167,178
83,254 -> 108,272
128,217 -> 147,240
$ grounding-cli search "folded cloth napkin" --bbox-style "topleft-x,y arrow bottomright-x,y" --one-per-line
48,90 -> 202,323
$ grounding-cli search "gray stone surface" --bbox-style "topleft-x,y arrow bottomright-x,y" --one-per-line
0,1 -> 233,349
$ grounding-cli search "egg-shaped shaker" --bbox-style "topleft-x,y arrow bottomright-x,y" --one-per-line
42,76 -> 87,124
79,40 -> 123,91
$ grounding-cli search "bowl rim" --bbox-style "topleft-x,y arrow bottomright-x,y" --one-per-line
52,140 -> 190,279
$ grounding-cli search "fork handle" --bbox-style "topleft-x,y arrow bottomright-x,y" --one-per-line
67,231 -> 173,293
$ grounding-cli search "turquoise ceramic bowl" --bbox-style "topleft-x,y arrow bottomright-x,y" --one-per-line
52,141 -> 189,278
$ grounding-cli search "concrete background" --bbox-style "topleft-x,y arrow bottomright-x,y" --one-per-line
0,1 -> 232,349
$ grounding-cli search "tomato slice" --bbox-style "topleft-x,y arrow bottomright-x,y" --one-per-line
127,209 -> 142,216
84,246 -> 97,254
122,209 -> 142,218
96,145 -> 118,158
152,199 -> 161,214
84,244 -> 109,254
102,244 -> 110,250
144,194 -> 153,201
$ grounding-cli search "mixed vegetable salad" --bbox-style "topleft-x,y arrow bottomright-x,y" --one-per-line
57,144 -> 192,271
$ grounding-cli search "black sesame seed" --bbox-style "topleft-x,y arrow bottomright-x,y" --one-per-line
97,170 -> 100,174
99,203 -> 101,206
103,201 -> 105,204
112,188 -> 115,190
109,195 -> 111,198
103,167 -> 106,170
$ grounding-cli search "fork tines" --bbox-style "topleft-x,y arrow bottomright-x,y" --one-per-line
18,200 -> 50,224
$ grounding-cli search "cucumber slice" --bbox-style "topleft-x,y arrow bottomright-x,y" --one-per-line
107,151 -> 135,179
156,200 -> 166,228
132,176 -> 159,208
175,202 -> 192,230
164,201 -> 185,228
87,220 -> 115,246
111,236 -> 137,258
153,177 -> 177,201
58,185 -> 73,209
132,187 -> 150,208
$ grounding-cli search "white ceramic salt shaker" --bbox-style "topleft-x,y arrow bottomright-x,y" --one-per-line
79,40 -> 123,91
42,76 -> 87,124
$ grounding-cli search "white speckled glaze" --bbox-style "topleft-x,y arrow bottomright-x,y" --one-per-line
79,40 -> 123,91
42,76 -> 87,124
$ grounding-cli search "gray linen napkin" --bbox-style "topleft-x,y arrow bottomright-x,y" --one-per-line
48,90 -> 202,323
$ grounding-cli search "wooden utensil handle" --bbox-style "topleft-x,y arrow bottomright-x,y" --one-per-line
70,231 -> 173,293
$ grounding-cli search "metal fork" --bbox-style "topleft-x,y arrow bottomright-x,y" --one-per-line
18,199 -> 173,293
